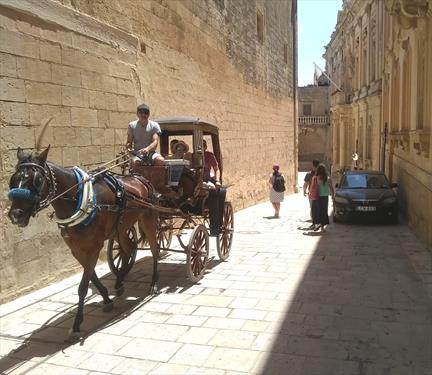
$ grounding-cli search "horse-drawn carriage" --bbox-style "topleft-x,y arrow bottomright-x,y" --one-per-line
107,117 -> 234,282
7,117 -> 233,338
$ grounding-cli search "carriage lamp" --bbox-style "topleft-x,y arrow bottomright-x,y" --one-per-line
194,150 -> 203,168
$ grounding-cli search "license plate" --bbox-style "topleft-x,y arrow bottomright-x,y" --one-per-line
355,206 -> 376,211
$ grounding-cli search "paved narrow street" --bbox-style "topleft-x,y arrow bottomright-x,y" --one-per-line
1,191 -> 431,375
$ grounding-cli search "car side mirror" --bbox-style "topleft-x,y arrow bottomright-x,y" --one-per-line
391,183 -> 398,188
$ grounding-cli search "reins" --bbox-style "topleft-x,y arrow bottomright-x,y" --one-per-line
46,156 -> 130,206
11,151 -> 169,222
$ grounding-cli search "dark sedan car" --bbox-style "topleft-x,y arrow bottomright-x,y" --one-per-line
333,170 -> 398,223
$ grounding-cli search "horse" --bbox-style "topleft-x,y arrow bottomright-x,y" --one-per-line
7,146 -> 161,340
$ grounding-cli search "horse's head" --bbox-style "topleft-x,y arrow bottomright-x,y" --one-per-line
8,146 -> 51,227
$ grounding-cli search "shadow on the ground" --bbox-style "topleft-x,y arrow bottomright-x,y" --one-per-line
0,252 -> 221,374
259,219 -> 432,374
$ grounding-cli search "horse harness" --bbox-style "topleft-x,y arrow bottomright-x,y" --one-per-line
8,161 -> 57,216
10,161 -> 158,229
60,171 -> 158,228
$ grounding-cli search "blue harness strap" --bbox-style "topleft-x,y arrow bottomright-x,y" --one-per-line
72,168 -> 84,211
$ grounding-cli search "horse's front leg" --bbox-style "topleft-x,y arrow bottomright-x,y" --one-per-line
68,252 -> 99,341
69,269 -> 92,340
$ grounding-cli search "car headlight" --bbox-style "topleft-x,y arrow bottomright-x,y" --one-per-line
383,196 -> 396,205
334,196 -> 349,204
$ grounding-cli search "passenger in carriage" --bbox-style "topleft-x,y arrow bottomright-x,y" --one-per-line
203,139 -> 220,189
170,139 -> 179,155
172,140 -> 192,162
126,104 -> 165,167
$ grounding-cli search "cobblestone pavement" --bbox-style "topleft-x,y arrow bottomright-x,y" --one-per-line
1,191 -> 432,375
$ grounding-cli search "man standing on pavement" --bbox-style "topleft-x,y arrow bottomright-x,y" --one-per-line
126,104 -> 165,167
303,159 -> 320,219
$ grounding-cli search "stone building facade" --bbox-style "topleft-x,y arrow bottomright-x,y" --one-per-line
382,0 -> 431,246
0,0 -> 297,301
324,0 -> 385,173
298,83 -> 331,171
325,0 -> 432,247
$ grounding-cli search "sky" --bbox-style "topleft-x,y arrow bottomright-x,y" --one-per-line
298,0 -> 342,86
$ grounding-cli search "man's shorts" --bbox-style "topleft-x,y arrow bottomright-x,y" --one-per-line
131,151 -> 162,166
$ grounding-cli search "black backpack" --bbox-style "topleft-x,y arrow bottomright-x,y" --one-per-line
273,173 -> 285,192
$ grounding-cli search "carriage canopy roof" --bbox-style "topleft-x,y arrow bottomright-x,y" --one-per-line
154,117 -> 219,136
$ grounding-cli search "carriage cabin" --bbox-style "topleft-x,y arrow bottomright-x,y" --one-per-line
131,117 -> 223,196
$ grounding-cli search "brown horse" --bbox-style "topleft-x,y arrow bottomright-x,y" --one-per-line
7,146 -> 160,340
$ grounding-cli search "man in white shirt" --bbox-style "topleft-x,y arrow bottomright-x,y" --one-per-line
126,104 -> 164,166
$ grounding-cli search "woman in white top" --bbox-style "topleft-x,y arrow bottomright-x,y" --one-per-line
268,164 -> 285,218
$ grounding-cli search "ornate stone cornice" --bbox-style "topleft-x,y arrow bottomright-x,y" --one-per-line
385,0 -> 430,28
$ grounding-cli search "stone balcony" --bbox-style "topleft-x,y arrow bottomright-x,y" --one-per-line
298,115 -> 330,127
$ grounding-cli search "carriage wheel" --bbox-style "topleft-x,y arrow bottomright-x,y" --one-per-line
107,226 -> 138,276
216,201 -> 234,261
203,212 -> 210,231
157,218 -> 173,250
186,225 -> 209,282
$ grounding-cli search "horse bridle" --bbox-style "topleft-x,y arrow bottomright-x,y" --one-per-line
10,162 -> 57,215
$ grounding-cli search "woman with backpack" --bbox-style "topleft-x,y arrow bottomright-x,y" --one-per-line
268,164 -> 285,218
309,164 -> 335,232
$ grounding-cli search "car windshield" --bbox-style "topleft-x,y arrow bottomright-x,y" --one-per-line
341,174 -> 390,189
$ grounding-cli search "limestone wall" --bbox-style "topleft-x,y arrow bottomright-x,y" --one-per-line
298,127 -> 331,171
392,155 -> 432,247
0,0 -> 296,301
298,85 -> 331,170
298,86 -> 329,116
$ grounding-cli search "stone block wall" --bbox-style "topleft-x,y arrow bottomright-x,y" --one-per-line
298,85 -> 331,171
298,127 -> 330,171
298,86 -> 329,116
392,155 -> 432,247
0,0 -> 296,301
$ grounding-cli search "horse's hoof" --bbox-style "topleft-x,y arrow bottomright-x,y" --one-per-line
103,301 -> 114,312
66,329 -> 81,343
115,286 -> 124,297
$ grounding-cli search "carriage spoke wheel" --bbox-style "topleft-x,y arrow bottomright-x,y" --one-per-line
203,213 -> 210,231
216,201 -> 234,261
107,226 -> 138,276
157,218 -> 173,250
186,224 -> 209,282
